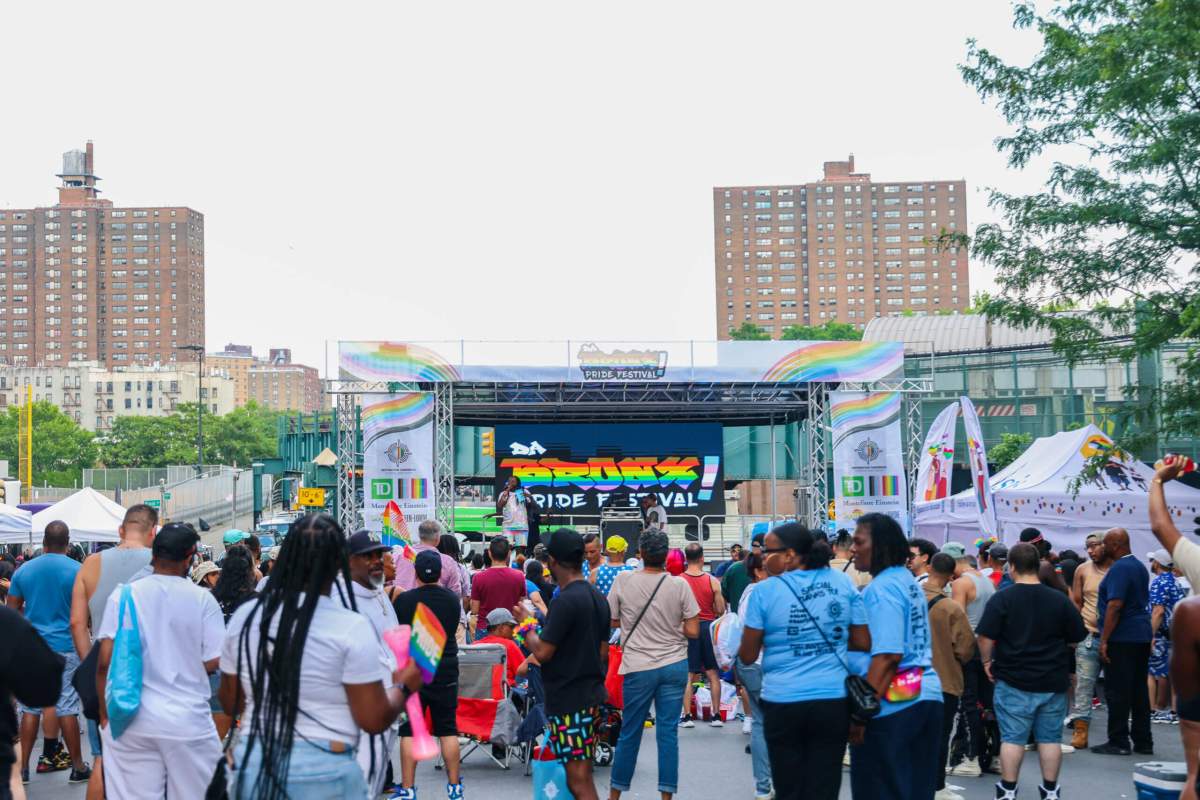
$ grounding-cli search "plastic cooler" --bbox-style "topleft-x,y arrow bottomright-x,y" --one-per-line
1133,761 -> 1189,799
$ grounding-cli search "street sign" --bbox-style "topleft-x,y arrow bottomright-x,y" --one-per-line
145,499 -> 161,508
297,487 -> 326,507
163,492 -> 172,500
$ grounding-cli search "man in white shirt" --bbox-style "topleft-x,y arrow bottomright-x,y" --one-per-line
344,529 -> 400,797
640,493 -> 669,533
1149,458 -> 1200,587
95,522 -> 224,800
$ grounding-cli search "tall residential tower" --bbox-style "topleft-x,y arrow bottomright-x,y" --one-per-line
714,155 -> 968,338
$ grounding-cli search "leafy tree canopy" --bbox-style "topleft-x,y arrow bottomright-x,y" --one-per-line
780,321 -> 863,341
0,401 -> 98,487
989,432 -> 1033,471
958,0 -> 1200,447
97,401 -> 281,471
727,322 -> 771,340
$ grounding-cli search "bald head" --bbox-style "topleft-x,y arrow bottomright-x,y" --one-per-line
1103,527 -> 1131,560
43,521 -> 70,553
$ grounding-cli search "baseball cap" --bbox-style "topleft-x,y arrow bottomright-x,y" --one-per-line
605,535 -> 629,554
941,542 -> 967,559
191,560 -> 220,584
1148,548 -> 1174,567
222,529 -> 248,546
154,522 -> 200,562
1085,531 -> 1105,545
348,528 -> 389,556
414,549 -> 442,583
638,530 -> 670,559
1019,528 -> 1045,544
486,608 -> 517,627
989,543 -> 1009,562
750,532 -> 766,547
546,528 -> 584,565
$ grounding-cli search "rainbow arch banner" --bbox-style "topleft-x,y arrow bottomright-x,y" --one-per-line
830,391 -> 909,532
830,391 -> 901,449
339,340 -> 903,384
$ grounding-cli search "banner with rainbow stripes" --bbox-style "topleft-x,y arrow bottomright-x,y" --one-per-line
363,393 -> 436,538
830,391 -> 909,532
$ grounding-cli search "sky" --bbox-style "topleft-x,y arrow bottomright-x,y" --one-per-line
1,1 -> 1049,376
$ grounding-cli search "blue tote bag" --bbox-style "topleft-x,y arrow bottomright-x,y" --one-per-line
106,584 -> 143,739
531,745 -> 573,800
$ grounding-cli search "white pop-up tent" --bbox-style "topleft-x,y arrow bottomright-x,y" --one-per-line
0,504 -> 34,545
30,488 -> 127,543
913,425 -> 1200,557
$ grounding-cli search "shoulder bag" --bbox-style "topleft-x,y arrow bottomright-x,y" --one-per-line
106,584 -> 143,739
620,574 -> 668,649
774,572 -> 880,723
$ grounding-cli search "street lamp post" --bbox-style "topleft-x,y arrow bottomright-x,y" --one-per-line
177,344 -> 205,477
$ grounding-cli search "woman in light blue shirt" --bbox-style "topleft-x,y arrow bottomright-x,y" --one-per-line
849,512 -> 943,800
738,523 -> 870,800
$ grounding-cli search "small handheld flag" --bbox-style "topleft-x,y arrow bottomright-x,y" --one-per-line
409,602 -> 448,684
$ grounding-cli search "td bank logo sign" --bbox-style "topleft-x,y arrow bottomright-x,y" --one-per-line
370,479 -> 393,500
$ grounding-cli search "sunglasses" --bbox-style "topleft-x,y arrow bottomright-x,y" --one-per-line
763,546 -> 788,554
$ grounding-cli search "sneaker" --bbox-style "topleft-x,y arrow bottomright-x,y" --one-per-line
36,752 -> 68,774
389,788 -> 417,800
1134,744 -> 1155,755
1059,743 -> 1075,754
949,757 -> 982,777
754,792 -> 775,800
935,790 -> 965,800
68,764 -> 92,784
742,717 -> 753,735
995,782 -> 1018,800
711,717 -> 724,728
447,782 -> 464,800
678,715 -> 695,728
1038,785 -> 1061,800
1090,742 -> 1131,755
1152,710 -> 1171,724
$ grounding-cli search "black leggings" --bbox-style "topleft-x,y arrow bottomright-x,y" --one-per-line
760,697 -> 849,800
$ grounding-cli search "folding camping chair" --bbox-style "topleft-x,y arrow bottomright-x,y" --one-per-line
450,643 -> 524,770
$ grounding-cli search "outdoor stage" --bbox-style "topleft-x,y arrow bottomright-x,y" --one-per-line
331,340 -> 930,537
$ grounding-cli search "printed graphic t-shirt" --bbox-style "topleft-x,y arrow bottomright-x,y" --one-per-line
859,565 -> 942,717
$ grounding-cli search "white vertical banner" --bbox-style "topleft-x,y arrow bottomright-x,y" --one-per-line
830,391 -> 909,531
916,401 -> 960,503
960,395 -> 998,537
362,393 -> 436,540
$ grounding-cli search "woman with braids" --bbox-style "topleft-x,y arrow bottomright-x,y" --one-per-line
218,513 -> 422,799
212,544 -> 259,622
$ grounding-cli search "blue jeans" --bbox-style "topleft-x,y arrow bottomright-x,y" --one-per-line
610,658 -> 688,794
994,680 -> 1068,745
1070,632 -> 1101,721
850,699 -> 942,800
738,663 -> 772,795
229,738 -> 367,799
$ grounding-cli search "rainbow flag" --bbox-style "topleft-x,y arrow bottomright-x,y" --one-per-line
380,500 -> 412,549
410,602 -> 448,684
399,478 -> 428,500
867,475 -> 900,497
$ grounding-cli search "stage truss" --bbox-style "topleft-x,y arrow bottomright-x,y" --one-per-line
330,376 -> 930,535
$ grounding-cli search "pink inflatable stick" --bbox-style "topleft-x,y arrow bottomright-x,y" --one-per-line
405,692 -> 439,761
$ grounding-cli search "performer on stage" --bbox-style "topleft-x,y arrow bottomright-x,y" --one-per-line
497,476 -> 537,551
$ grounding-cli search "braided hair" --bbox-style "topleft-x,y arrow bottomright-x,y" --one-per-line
232,513 -> 355,800
212,544 -> 257,621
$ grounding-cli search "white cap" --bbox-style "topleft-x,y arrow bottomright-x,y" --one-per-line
1147,548 -> 1173,567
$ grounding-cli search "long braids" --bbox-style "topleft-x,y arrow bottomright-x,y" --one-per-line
233,513 -> 356,800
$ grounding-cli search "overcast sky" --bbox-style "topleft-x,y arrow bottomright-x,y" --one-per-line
2,1 -> 1048,375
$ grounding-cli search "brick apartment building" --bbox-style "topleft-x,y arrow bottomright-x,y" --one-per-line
0,142 -> 204,367
209,344 -> 323,413
714,155 -> 969,338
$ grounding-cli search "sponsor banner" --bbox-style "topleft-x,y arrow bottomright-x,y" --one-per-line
916,402 -> 959,503
961,396 -> 998,537
494,423 -> 724,517
363,393 -> 436,537
830,391 -> 908,531
339,340 -> 903,384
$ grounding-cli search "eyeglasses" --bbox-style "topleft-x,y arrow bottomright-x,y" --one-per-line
762,547 -> 788,554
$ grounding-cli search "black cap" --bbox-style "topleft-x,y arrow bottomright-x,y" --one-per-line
153,522 -> 200,562
348,528 -> 389,556
546,527 -> 584,565
415,549 -> 442,582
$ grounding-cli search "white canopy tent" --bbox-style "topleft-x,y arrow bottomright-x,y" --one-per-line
30,488 -> 127,544
912,425 -> 1200,557
0,504 -> 34,545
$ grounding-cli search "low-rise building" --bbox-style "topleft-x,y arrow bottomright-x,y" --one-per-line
209,344 -> 323,412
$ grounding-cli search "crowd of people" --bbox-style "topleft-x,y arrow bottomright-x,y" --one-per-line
1,455 -> 1199,800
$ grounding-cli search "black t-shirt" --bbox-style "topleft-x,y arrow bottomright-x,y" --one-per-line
975,583 -> 1087,692
539,578 -> 609,716
0,606 -> 65,766
394,584 -> 461,687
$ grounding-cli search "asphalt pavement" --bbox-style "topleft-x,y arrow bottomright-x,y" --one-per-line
22,708 -> 1186,799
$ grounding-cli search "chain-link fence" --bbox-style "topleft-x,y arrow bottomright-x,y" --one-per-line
84,466 -> 228,492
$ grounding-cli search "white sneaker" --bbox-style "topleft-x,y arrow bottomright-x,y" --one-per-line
754,792 -> 775,800
710,717 -> 724,728
934,790 -> 965,800
948,757 -> 981,777
742,717 -> 753,735
1059,743 -> 1075,754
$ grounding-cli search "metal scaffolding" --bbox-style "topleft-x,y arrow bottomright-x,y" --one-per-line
334,391 -> 359,533
433,381 -> 455,533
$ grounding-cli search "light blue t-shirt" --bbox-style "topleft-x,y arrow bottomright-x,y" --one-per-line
9,553 -> 81,652
742,568 -> 867,703
859,565 -> 942,717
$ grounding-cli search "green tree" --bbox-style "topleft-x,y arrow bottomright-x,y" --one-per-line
780,321 -> 863,341
989,432 -> 1033,471
97,416 -> 183,468
958,0 -> 1200,446
0,401 -> 98,486
206,402 -> 280,466
98,402 -> 281,469
727,322 -> 771,340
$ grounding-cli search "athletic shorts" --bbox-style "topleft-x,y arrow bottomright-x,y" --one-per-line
18,651 -> 81,717
1149,636 -> 1171,678
398,682 -> 459,738
547,706 -> 598,763
687,620 -> 718,673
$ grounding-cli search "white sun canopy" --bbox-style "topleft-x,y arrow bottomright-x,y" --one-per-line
30,488 -> 127,543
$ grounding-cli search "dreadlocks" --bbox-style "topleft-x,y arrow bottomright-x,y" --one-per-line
233,513 -> 355,800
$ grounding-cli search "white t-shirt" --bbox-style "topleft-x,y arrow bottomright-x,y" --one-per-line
221,595 -> 387,745
1173,537 -> 1200,590
645,505 -> 669,531
347,580 -> 400,681
98,574 -> 225,739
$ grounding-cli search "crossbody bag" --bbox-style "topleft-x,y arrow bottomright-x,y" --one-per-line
774,573 -> 880,723
620,574 -> 668,649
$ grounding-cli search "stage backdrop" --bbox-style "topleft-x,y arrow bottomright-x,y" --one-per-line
362,393 -> 436,538
494,423 -> 725,517
830,391 -> 909,531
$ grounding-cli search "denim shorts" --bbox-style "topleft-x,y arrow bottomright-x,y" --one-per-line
18,650 -> 82,717
994,680 -> 1068,745
87,718 -> 102,758
229,738 -> 366,799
